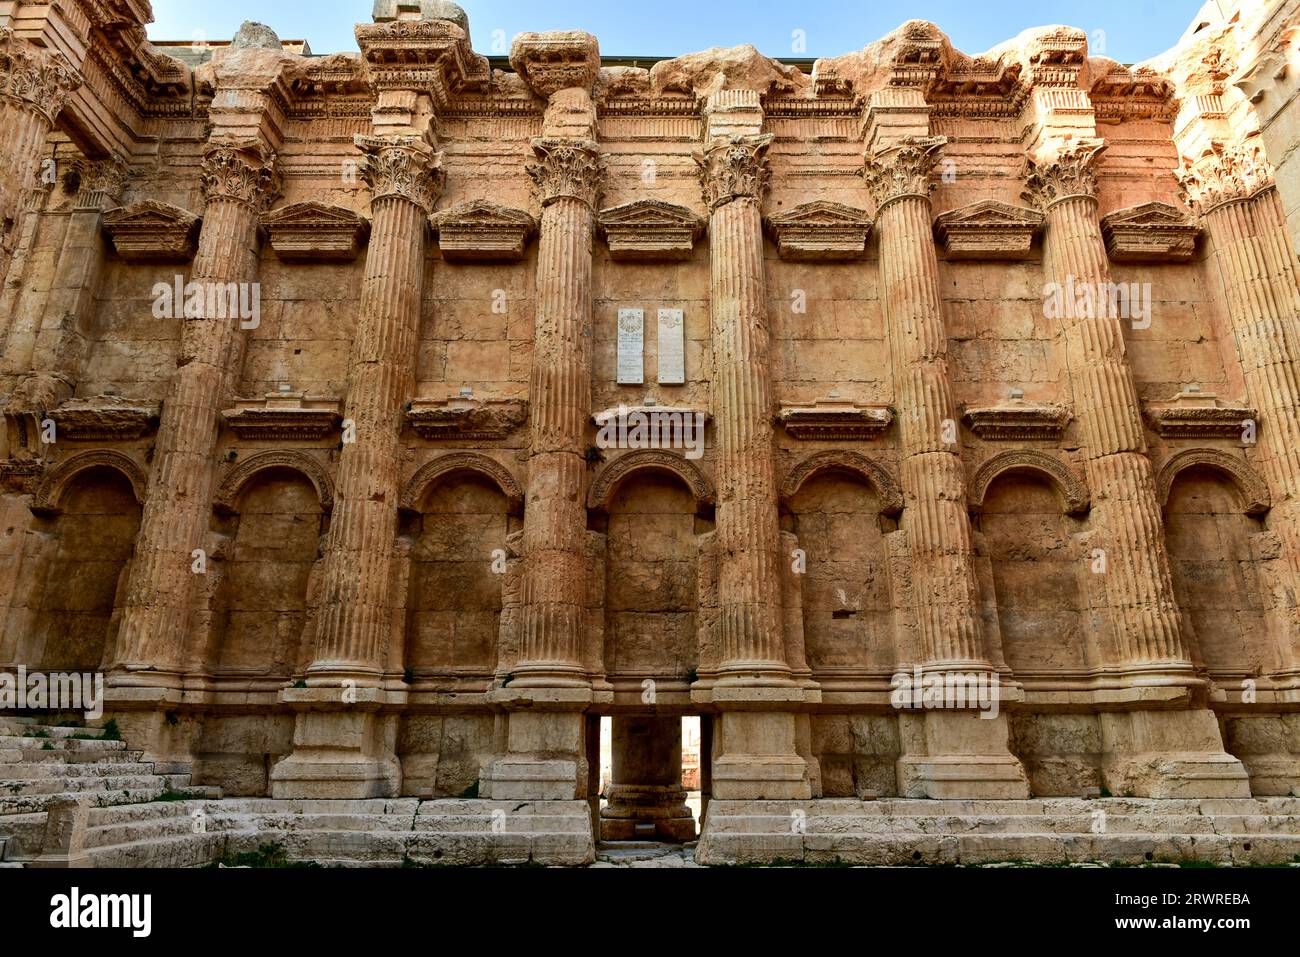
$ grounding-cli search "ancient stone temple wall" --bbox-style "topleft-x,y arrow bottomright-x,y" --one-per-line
1,0 -> 1299,811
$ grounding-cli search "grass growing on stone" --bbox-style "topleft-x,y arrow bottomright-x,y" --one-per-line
212,842 -> 321,869
99,719 -> 121,741
155,787 -> 202,802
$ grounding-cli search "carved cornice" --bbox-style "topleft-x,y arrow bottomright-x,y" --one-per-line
597,199 -> 703,261
0,29 -> 82,124
765,202 -> 873,261
933,200 -> 1043,260
1022,139 -> 1106,209
355,17 -> 488,99
50,398 -> 159,441
221,393 -> 343,441
1143,390 -> 1256,440
432,200 -> 537,262
199,142 -> 282,212
1100,202 -> 1199,263
777,402 -> 893,440
102,200 -> 202,262
527,137 -> 603,209
861,136 -> 946,211
406,397 -> 529,440
696,134 -> 773,211
509,31 -> 601,98
261,202 -> 370,262
1177,141 -> 1276,214
355,134 -> 445,214
961,401 -> 1071,441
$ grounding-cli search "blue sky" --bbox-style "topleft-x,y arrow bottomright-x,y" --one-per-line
147,0 -> 1207,64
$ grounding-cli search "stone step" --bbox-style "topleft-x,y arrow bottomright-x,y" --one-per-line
0,719 -> 110,739
1,774 -> 172,796
0,761 -> 161,781
0,734 -> 126,750
0,787 -> 165,816
701,811 -> 1300,836
87,833 -> 226,869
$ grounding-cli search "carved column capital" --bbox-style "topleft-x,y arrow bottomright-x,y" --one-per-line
696,134 -> 773,211
354,134 -> 444,214
1022,139 -> 1106,209
72,156 -> 130,210
199,141 -> 282,212
526,137 -> 603,208
0,29 -> 81,124
1177,140 -> 1275,214
861,136 -> 946,211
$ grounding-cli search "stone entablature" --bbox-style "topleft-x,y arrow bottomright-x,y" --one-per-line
406,397 -> 529,439
765,201 -> 873,261
962,401 -> 1072,441
101,201 -> 202,261
262,202 -> 370,262
1143,389 -> 1257,439
933,200 -> 1044,260
1100,201 -> 1200,262
221,393 -> 344,441
432,201 -> 536,262
50,398 -> 159,441
776,401 -> 893,439
597,199 -> 702,261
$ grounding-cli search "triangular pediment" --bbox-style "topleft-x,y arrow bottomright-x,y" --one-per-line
434,200 -> 536,229
598,199 -> 702,228
102,200 -> 200,229
767,201 -> 873,227
934,200 -> 1043,228
262,201 -> 366,228
1101,201 -> 1192,228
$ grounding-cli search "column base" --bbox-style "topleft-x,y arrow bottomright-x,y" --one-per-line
897,711 -> 1030,799
480,710 -> 590,801
600,784 -> 696,842
270,708 -> 400,799
710,711 -> 813,800
102,685 -> 197,775
1099,709 -> 1251,799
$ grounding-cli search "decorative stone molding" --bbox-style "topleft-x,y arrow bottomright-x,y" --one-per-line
405,397 -> 529,439
199,142 -> 282,212
69,157 -> 130,210
933,200 -> 1043,260
0,459 -> 41,495
597,199 -> 703,261
355,134 -> 445,214
102,201 -> 201,262
432,200 -> 536,262
354,16 -> 488,97
1177,140 -> 1276,213
509,31 -> 601,97
399,452 -> 524,514
1100,202 -> 1199,263
0,29 -> 81,123
961,400 -> 1071,441
765,201 -> 873,261
221,392 -> 343,441
31,450 -> 147,516
861,136 -> 946,210
781,450 -> 904,515
592,405 -> 711,430
1156,448 -> 1270,516
587,448 -> 714,513
1022,139 -> 1106,209
526,137 -> 603,208
50,398 -> 159,441
261,202 -> 370,262
1143,389 -> 1256,439
970,450 -> 1090,515
214,450 -> 335,514
696,134 -> 773,210
776,400 -> 893,439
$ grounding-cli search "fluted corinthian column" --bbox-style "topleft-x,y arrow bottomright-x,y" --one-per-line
863,137 -> 987,670
509,137 -> 602,686
307,135 -> 441,680
1025,141 -> 1190,672
111,143 -> 280,676
698,134 -> 790,679
0,30 -> 80,283
1181,143 -> 1300,674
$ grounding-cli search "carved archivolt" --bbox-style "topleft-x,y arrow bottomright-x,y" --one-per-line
969,450 -> 1090,515
781,450 -> 904,515
400,452 -> 524,515
587,449 -> 714,513
31,450 -> 147,515
1156,448 -> 1271,516
213,450 -> 335,514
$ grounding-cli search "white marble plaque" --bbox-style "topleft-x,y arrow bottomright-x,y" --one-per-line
657,308 -> 685,384
617,308 -> 644,384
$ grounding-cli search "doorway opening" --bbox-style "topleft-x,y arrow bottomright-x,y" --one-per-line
597,715 -> 706,842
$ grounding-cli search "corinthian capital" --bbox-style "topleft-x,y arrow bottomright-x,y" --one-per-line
861,136 -> 946,210
0,29 -> 81,124
526,137 -> 603,208
1177,140 -> 1275,214
1022,139 -> 1106,209
696,134 -> 773,211
355,134 -> 444,214
72,157 -> 130,210
199,141 -> 282,212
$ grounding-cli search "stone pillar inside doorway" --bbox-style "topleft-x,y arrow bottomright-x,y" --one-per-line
600,716 -> 696,842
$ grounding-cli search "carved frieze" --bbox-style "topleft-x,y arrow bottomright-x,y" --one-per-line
961,401 -> 1071,441
777,401 -> 893,440
433,200 -> 536,262
50,398 -> 159,441
102,200 -> 202,262
527,137 -> 603,208
765,201 -> 873,261
933,200 -> 1043,260
406,397 -> 529,440
1100,202 -> 1199,263
597,199 -> 702,261
221,392 -> 343,441
262,202 -> 370,262
355,134 -> 445,214
1143,389 -> 1256,439
861,136 -> 946,209
0,29 -> 81,123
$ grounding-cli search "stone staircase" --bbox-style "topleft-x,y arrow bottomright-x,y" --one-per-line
696,798 -> 1300,866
